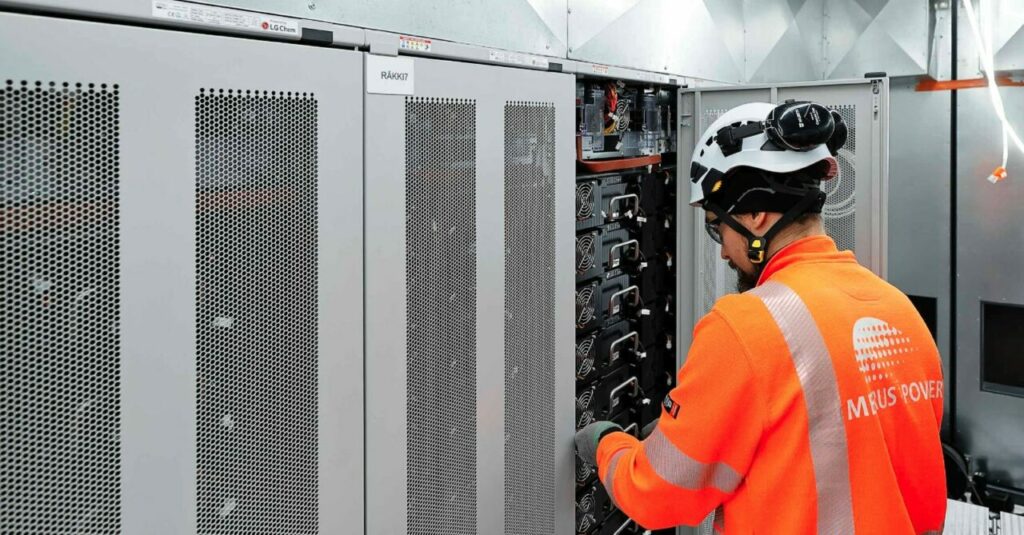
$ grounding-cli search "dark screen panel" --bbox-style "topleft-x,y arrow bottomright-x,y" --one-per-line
982,301 -> 1024,397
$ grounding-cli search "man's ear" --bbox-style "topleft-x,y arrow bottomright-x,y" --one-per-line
750,211 -> 770,233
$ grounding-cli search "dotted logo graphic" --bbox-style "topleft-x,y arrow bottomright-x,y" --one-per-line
853,317 -> 914,383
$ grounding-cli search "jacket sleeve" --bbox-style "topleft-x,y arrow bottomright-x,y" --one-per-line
595,309 -> 766,529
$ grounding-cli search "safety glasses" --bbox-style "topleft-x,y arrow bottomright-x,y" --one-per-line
705,217 -> 723,245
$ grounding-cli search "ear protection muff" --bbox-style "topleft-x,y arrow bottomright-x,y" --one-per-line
715,100 -> 848,157
826,109 -> 848,156
764,101 -> 835,152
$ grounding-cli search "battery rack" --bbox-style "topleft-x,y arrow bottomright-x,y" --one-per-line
574,78 -> 678,535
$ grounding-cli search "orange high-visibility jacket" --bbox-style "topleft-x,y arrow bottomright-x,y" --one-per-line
596,235 -> 946,534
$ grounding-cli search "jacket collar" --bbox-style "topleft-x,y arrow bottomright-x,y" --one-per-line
755,235 -> 856,286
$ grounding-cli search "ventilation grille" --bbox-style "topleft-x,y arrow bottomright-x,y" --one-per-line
503,102 -> 557,535
195,89 -> 319,534
576,231 -> 597,274
575,486 -> 597,533
405,97 -> 477,535
576,282 -> 599,330
576,384 -> 596,429
576,181 -> 595,220
575,455 -> 596,486
576,333 -> 597,382
822,104 -> 857,253
1,80 -> 121,533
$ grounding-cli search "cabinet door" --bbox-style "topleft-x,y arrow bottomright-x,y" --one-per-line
363,55 -> 576,535
0,12 -> 363,534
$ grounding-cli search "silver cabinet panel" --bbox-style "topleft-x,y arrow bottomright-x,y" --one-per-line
886,77 -> 952,436
0,12 -> 363,533
208,0 -> 566,57
955,86 -> 1024,490
364,55 -> 575,535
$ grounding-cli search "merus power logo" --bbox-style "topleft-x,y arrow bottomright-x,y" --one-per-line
845,317 -> 942,421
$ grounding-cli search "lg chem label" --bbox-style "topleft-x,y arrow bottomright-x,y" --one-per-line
366,55 -> 415,95
152,0 -> 298,36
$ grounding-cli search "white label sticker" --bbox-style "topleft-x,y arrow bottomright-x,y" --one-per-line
399,35 -> 432,52
489,50 -> 549,69
366,55 -> 415,95
591,64 -> 610,75
152,0 -> 299,36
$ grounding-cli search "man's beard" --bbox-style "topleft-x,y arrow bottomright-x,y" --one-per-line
729,261 -> 760,293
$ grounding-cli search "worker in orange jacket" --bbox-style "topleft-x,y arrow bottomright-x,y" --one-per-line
575,101 -> 946,534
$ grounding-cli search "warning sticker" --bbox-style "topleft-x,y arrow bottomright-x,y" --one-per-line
152,0 -> 299,37
399,35 -> 432,52
488,50 -> 549,69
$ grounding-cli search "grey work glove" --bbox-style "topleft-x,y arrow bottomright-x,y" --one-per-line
640,419 -> 658,440
574,421 -> 623,467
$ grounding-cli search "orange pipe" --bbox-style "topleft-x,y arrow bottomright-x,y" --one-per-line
915,75 -> 1024,91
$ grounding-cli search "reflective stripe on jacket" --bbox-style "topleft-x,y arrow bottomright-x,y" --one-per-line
596,235 -> 946,534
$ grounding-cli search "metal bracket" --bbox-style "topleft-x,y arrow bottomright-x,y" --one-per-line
609,331 -> 641,363
366,31 -> 399,56
609,193 -> 639,219
609,285 -> 641,315
609,376 -> 639,409
609,239 -> 641,268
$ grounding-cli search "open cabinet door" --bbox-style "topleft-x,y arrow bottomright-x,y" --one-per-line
673,78 -> 889,535
678,79 -> 889,339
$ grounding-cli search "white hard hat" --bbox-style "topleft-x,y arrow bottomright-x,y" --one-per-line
688,102 -> 840,207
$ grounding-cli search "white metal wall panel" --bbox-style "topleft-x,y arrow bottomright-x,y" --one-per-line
955,0 -> 1024,74
363,55 -> 575,535
568,0 -> 745,83
0,12 -> 363,533
745,0 -> 929,82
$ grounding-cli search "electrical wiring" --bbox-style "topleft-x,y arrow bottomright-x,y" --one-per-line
960,0 -> 1024,182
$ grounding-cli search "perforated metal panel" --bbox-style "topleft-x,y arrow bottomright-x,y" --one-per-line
404,97 -> 477,535
503,101 -> 556,535
697,108 -> 733,316
194,89 -> 319,534
1,79 -> 121,533
822,104 -> 857,253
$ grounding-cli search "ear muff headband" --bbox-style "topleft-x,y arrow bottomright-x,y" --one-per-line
714,101 -> 848,156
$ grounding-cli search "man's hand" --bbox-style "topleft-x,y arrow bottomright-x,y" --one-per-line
575,421 -> 623,467
640,419 -> 658,440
